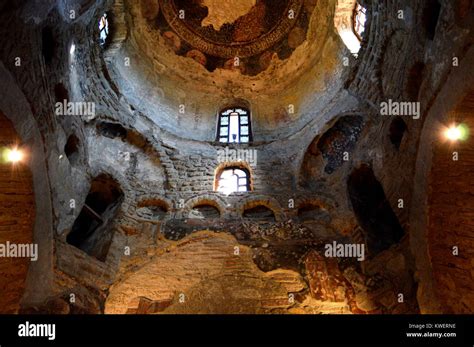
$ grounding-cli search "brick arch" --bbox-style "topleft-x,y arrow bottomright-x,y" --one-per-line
410,46 -> 474,313
180,194 -> 228,219
0,63 -> 54,310
0,111 -> 35,313
66,172 -> 125,262
424,89 -> 474,313
89,164 -> 135,210
137,197 -> 171,211
213,161 -> 254,192
298,114 -> 365,187
237,195 -> 284,222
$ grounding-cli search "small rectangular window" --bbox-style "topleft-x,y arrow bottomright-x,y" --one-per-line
217,108 -> 252,143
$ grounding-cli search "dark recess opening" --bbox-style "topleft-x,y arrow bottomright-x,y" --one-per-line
189,204 -> 220,219
406,62 -> 425,101
389,117 -> 407,150
422,0 -> 442,40
136,200 -> 168,220
317,115 -> 364,174
42,26 -> 55,64
148,206 -> 167,216
64,134 -> 80,165
67,174 -> 123,261
54,83 -> 69,103
243,205 -> 276,222
347,165 -> 404,254
97,122 -> 128,139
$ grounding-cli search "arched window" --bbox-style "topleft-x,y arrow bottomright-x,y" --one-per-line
353,3 -> 367,41
99,13 -> 109,46
215,167 -> 250,194
334,0 -> 366,55
217,107 -> 252,143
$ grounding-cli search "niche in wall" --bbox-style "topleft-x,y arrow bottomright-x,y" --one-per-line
405,62 -> 425,102
54,83 -> 69,103
136,199 -> 168,220
64,134 -> 81,166
389,117 -> 407,150
422,0 -> 442,40
188,204 -> 221,219
41,26 -> 55,64
96,122 -> 128,139
66,174 -> 124,261
317,115 -> 364,174
243,205 -> 276,222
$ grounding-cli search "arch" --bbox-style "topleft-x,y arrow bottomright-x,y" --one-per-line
421,0 -> 442,40
334,0 -> 367,55
136,198 -> 170,221
289,196 -> 336,218
180,194 -> 227,219
243,205 -> 276,222
188,204 -> 221,219
299,115 -> 364,186
214,162 -> 253,194
96,121 -> 128,139
41,26 -> 56,64
410,46 -> 474,313
64,133 -> 81,166
388,117 -> 408,150
66,173 -> 124,262
0,111 -> 35,313
54,83 -> 69,104
352,2 -> 367,41
425,93 -> 473,313
237,196 -> 283,222
102,0 -> 128,59
347,164 -> 404,254
0,62 -> 54,309
405,62 -> 425,102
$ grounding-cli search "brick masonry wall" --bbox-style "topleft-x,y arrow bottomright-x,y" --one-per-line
0,112 -> 35,313
0,0 -> 471,314
427,90 -> 474,313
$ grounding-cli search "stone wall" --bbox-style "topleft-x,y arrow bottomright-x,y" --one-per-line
427,104 -> 474,313
0,0 -> 471,314
0,112 -> 34,313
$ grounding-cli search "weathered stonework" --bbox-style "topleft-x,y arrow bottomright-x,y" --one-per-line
0,0 -> 472,315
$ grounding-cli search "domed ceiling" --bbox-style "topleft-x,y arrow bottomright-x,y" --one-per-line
107,0 -> 350,142
155,0 -> 309,75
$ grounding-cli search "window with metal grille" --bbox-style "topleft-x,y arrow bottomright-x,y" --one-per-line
99,13 -> 109,46
217,107 -> 252,143
353,3 -> 367,41
216,167 -> 250,194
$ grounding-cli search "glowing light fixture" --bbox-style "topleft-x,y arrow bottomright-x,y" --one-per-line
70,43 -> 75,56
444,123 -> 469,142
5,148 -> 24,163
